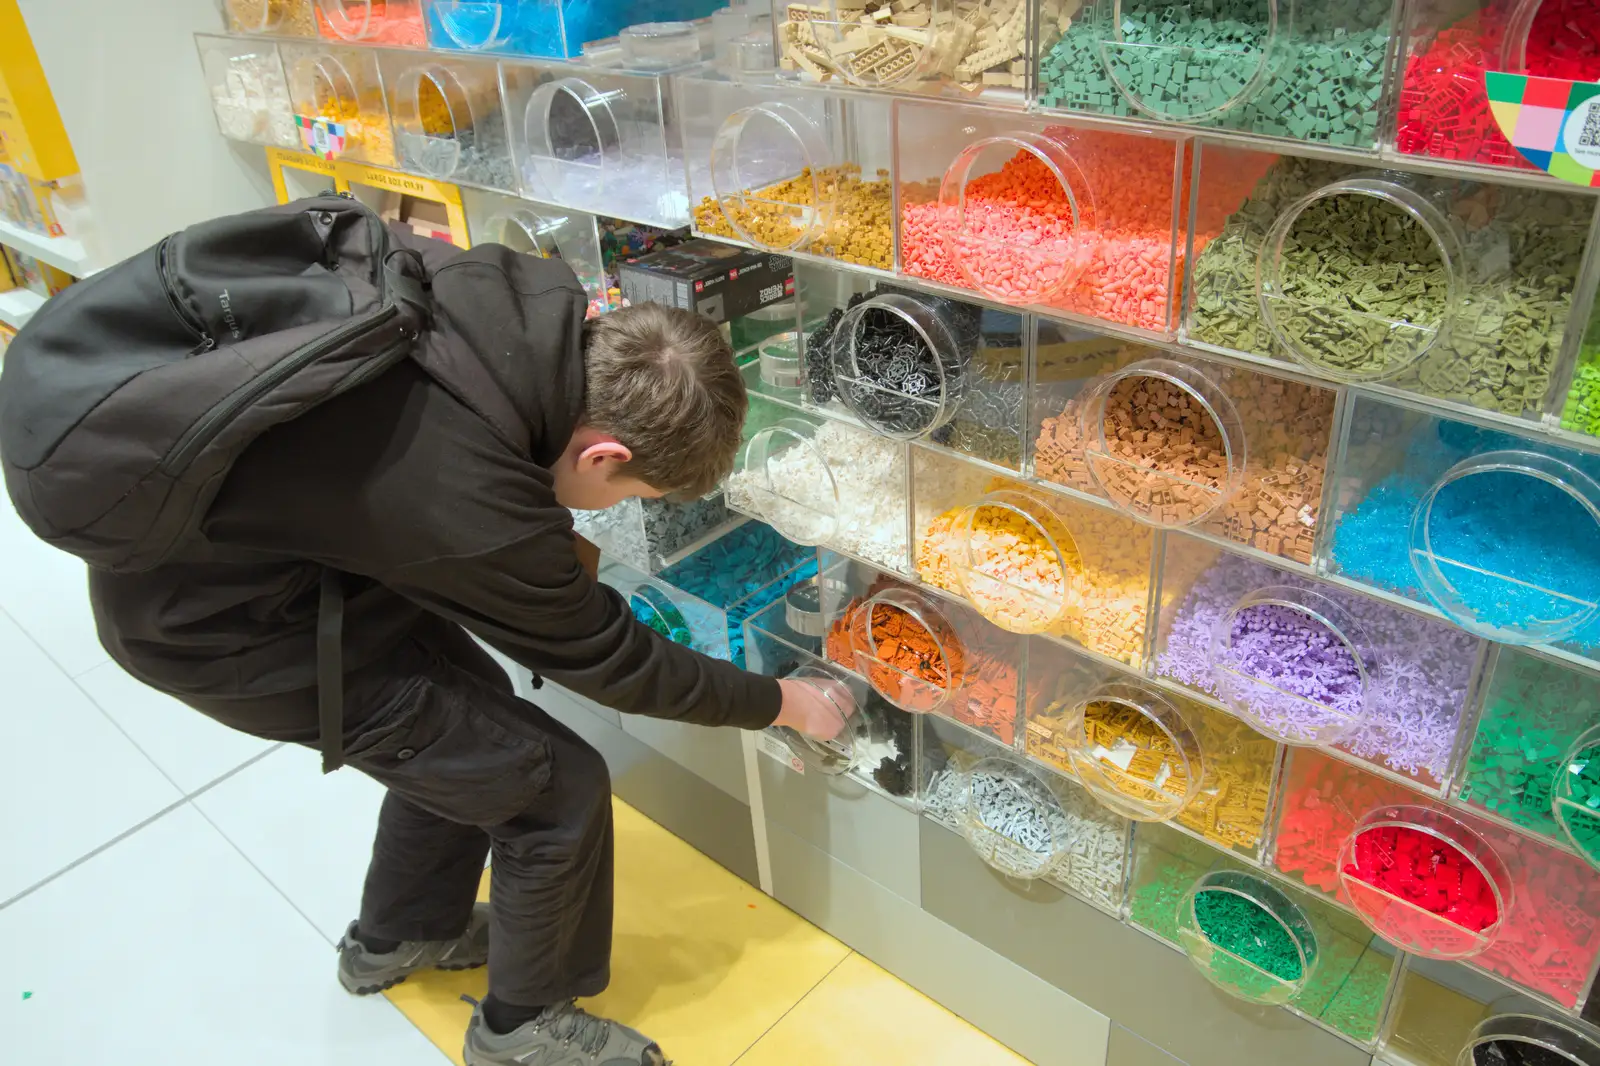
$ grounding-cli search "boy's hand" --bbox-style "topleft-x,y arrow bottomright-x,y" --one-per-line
774,676 -> 856,740
574,533 -> 601,580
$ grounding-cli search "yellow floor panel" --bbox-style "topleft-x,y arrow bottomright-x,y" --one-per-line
386,799 -> 853,1066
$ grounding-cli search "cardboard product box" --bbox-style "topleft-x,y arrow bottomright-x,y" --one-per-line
0,2 -> 79,181
618,239 -> 794,324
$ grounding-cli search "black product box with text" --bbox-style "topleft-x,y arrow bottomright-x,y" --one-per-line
619,240 -> 794,324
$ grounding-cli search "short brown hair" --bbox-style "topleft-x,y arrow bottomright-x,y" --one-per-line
582,303 -> 748,497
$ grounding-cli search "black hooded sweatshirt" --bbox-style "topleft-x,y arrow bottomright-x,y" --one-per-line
86,239 -> 782,740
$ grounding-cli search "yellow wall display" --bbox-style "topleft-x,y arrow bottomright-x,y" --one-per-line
0,1 -> 78,181
264,149 -> 470,249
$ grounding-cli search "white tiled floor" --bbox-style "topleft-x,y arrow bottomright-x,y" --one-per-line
0,494 -> 452,1064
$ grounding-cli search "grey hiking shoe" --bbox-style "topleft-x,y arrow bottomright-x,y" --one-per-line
464,998 -> 668,1066
336,903 -> 491,995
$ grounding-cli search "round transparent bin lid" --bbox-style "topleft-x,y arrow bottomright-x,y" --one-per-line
830,292 -> 967,440
1457,1010 -> 1600,1066
484,209 -> 562,257
1062,682 -> 1203,821
1259,174 -> 1463,382
430,0 -> 513,50
1176,870 -> 1319,1005
954,490 -> 1081,635
620,21 -> 701,70
790,2 -> 937,87
1408,450 -> 1600,645
1336,805 -> 1512,960
290,52 -> 360,123
629,582 -> 693,646
525,78 -> 623,205
938,131 -> 1097,305
1208,585 -> 1374,746
1499,0 -> 1600,77
1079,359 -> 1246,527
961,757 -> 1066,881
773,662 -> 867,776
317,0 -> 378,40
392,64 -> 481,178
1094,0 -> 1287,123
710,101 -> 833,253
759,331 -> 803,392
1553,723 -> 1600,869
847,587 -> 965,714
735,418 -> 839,545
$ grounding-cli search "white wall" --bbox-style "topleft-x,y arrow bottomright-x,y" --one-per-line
18,0 -> 276,268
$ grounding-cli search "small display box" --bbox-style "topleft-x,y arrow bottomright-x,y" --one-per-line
1272,748 -> 1600,1007
680,75 -> 895,270
799,266 -> 1028,469
774,0 -> 1040,101
1035,0 -> 1400,151
1456,648 -> 1600,866
463,187 -> 614,317
1028,320 -> 1336,564
895,100 -> 1185,333
502,58 -> 693,229
195,34 -> 299,150
424,0 -> 723,59
820,556 -> 1024,744
279,40 -> 396,166
377,51 -> 515,190
725,412 -> 911,574
911,446 -> 1154,666
745,594 -> 918,795
1128,821 -> 1397,1044
1184,142 -> 1593,422
222,0 -> 319,35
1027,640 -> 1279,857
1153,534 -> 1483,789
1326,396 -> 1600,654
651,518 -> 818,668
1383,955 -> 1600,1066
618,239 -> 795,326
316,0 -> 427,45
1393,0 -> 1600,172
922,716 -> 1131,908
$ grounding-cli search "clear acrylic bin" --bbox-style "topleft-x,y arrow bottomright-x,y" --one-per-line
652,518 -> 818,668
223,0 -> 319,35
1558,287 -> 1600,439
1394,0 -> 1600,172
798,265 -> 1028,468
1129,821 -> 1397,1042
462,187 -> 614,317
571,493 -> 734,573
377,52 -> 515,190
896,100 -> 1185,332
1455,649 -> 1600,853
680,76 -> 894,270
1029,322 -> 1336,564
316,0 -> 427,44
774,0 -> 1037,101
195,34 -> 299,150
1185,143 -> 1593,421
1027,638 -> 1279,855
821,561 -> 1024,743
279,41 -> 395,166
725,413 -> 911,574
1035,0 -> 1399,150
912,447 -> 1155,665
1154,535 -> 1481,787
1554,725 -> 1600,872
503,60 -> 691,229
922,716 -> 1132,903
600,557 -> 732,660
424,0 -> 723,59
1272,748 -> 1600,1006
744,592 -> 919,796
1327,397 -> 1600,652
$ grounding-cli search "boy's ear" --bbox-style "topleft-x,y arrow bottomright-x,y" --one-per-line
576,439 -> 632,469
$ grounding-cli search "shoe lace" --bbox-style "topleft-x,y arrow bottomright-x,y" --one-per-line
545,1002 -> 612,1057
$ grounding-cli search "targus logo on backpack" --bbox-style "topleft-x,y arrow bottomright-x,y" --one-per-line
218,289 -> 242,341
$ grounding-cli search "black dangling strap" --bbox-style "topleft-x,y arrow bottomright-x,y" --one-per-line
317,568 -> 346,774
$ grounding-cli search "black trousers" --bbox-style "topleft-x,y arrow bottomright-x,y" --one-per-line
185,620 -> 614,1007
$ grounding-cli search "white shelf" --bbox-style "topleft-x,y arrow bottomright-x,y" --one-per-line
0,288 -> 46,330
0,218 -> 95,277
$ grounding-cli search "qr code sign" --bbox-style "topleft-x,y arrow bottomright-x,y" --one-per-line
1564,98 -> 1600,171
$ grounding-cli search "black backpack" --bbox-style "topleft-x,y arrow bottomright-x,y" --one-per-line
0,194 -> 434,771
